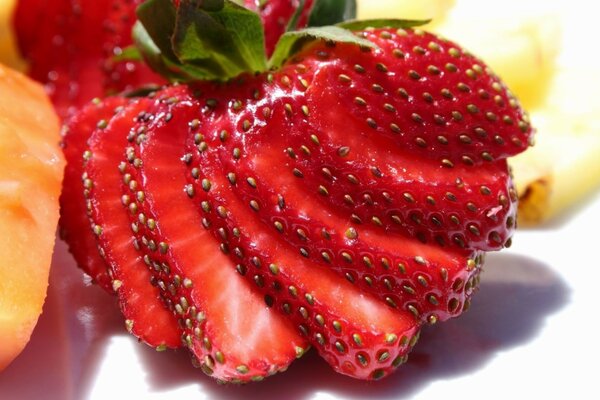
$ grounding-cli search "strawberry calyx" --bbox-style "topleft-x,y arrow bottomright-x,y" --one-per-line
133,0 -> 424,82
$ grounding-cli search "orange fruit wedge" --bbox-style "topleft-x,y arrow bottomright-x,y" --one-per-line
0,63 -> 64,371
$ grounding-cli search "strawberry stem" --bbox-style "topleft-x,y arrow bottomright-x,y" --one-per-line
132,0 -> 427,83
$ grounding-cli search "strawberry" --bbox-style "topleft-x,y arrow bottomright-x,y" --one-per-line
117,86 -> 308,382
128,2 -> 529,378
59,97 -> 128,292
83,94 -> 181,349
55,0 -> 353,290
186,140 -> 421,380
13,0 -> 163,119
298,28 -> 525,250
12,0 -> 350,119
59,0 -> 533,382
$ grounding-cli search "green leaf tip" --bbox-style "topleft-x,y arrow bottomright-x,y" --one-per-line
308,0 -> 357,28
269,25 -> 375,69
135,0 -> 266,82
337,18 -> 430,31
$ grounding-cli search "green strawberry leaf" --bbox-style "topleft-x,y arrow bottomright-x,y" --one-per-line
285,0 -> 306,32
338,18 -> 430,31
269,25 -> 375,69
173,0 -> 267,78
136,0 -> 179,65
134,0 -> 422,82
308,0 -> 356,27
112,45 -> 143,63
135,0 -> 266,82
268,18 -> 430,70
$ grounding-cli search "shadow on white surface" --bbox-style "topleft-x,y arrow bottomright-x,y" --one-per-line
0,239 -> 124,400
135,252 -> 571,400
0,244 -> 570,400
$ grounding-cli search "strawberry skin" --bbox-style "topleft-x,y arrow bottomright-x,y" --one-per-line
118,86 -> 308,382
59,97 -> 127,292
13,0 -> 163,120
284,28 -> 526,251
83,95 -> 181,349
244,0 -> 315,55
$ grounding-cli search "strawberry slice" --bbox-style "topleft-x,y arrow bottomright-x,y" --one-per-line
283,138 -> 518,250
188,146 -> 421,381
162,81 -> 420,380
83,95 -> 181,349
60,97 -> 127,292
119,86 -> 308,382
264,30 -> 524,251
216,138 -> 483,323
305,29 -> 532,166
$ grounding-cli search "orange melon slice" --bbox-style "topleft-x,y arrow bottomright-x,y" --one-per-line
0,63 -> 64,371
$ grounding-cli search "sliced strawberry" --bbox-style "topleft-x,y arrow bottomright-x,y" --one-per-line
216,139 -> 483,323
161,81 -> 421,380
60,97 -> 127,292
187,141 -> 420,380
304,29 -> 533,167
119,86 -> 307,382
83,95 -> 181,349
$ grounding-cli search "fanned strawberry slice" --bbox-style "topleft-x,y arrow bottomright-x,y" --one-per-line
284,139 -> 518,250
305,29 -> 532,166
83,95 -> 181,349
266,31 -> 524,251
216,139 -> 483,323
119,86 -> 308,382
60,97 -> 127,292
187,136 -> 421,381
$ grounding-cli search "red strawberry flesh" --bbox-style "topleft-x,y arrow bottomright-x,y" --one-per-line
83,96 -> 181,348
59,97 -> 127,292
187,136 -> 421,380
119,87 -> 308,382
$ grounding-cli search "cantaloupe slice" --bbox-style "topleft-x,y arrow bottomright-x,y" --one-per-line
0,63 -> 64,371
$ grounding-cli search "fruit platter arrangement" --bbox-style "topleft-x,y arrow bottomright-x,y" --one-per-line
0,0 -> 598,398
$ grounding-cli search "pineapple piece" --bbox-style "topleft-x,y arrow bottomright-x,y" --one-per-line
435,14 -> 561,110
0,0 -> 25,71
511,67 -> 600,225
